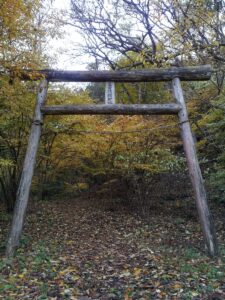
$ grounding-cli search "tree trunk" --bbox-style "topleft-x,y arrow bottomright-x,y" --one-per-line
19,65 -> 212,82
172,77 -> 218,257
6,79 -> 48,257
41,103 -> 181,115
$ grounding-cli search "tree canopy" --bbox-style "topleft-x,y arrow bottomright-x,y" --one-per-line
70,0 -> 225,69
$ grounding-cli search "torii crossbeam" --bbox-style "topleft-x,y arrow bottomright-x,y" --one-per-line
6,65 -> 218,257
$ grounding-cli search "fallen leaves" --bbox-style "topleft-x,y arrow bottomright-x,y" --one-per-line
0,198 -> 225,299
133,267 -> 142,279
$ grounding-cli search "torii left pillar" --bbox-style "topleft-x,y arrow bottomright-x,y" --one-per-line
6,79 -> 48,257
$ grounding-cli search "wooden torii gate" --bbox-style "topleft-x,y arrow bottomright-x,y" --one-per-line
6,65 -> 218,257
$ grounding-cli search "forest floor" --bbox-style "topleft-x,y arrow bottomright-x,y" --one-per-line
0,196 -> 225,300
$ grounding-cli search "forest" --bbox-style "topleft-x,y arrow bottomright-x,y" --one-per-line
0,0 -> 225,299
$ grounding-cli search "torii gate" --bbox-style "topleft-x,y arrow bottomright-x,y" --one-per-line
6,65 -> 218,257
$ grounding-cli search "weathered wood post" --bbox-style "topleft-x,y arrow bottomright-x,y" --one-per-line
6,79 -> 48,257
105,82 -> 116,104
41,104 -> 181,115
172,77 -> 218,257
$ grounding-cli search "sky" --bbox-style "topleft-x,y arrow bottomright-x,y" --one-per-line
49,0 -> 86,71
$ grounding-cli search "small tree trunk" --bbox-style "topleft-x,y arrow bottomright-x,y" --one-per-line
105,82 -> 116,104
172,77 -> 218,257
6,79 -> 48,257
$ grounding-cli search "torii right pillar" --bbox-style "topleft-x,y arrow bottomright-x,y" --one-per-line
172,77 -> 218,257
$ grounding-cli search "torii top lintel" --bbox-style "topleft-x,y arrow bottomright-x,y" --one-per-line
19,65 -> 211,82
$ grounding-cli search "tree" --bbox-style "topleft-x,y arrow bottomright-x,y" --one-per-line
0,0 -> 62,211
0,78 -> 35,211
0,0 -> 61,74
70,0 -> 225,70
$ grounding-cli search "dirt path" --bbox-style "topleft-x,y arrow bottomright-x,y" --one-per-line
0,197 -> 224,299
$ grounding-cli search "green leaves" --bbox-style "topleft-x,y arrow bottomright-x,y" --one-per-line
0,159 -> 14,168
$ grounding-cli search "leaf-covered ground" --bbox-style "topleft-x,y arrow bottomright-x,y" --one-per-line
0,197 -> 225,300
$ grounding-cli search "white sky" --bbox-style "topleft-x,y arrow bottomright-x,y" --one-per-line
49,0 -> 87,71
